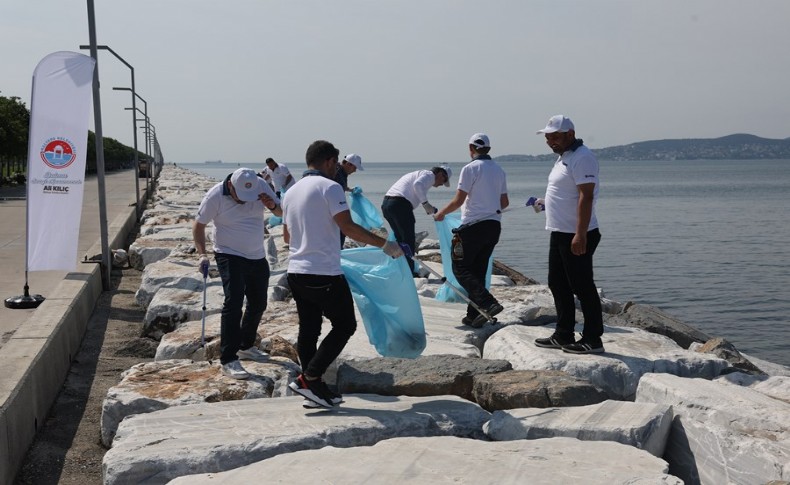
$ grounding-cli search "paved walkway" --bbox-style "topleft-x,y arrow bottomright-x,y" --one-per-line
0,169 -> 144,348
0,168 -> 147,484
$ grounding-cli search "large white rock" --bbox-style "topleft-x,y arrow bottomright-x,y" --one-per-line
100,358 -> 299,446
636,373 -> 790,484
142,284 -> 225,339
128,226 -> 197,270
136,258 -> 207,308
483,399 -> 673,457
483,325 -> 730,399
715,372 -> 790,404
103,395 -> 491,485
169,436 -> 681,485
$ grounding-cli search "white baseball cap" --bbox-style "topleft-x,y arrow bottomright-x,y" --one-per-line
230,168 -> 261,202
440,164 -> 452,187
343,153 -> 363,171
537,115 -> 575,134
468,133 -> 490,148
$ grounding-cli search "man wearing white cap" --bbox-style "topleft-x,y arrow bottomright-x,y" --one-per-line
193,168 -> 283,379
333,153 -> 364,248
533,115 -> 604,354
435,133 -> 509,328
382,164 -> 452,275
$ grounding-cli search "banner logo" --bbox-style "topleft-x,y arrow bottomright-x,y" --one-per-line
40,137 -> 77,169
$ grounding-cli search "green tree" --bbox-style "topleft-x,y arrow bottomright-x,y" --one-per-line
0,94 -> 31,159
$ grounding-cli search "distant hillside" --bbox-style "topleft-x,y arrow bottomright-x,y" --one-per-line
497,134 -> 790,162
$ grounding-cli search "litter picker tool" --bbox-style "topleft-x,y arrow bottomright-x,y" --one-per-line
399,243 -> 497,325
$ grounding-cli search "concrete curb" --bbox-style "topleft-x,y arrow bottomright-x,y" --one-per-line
0,203 -> 139,485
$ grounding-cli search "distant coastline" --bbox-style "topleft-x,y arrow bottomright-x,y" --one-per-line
498,133 -> 790,162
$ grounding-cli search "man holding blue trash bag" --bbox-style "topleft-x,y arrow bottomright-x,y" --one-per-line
193,168 -> 282,380
382,165 -> 452,275
283,140 -> 403,408
434,133 -> 508,328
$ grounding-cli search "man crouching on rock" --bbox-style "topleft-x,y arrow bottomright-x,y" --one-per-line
193,168 -> 282,380
283,140 -> 403,409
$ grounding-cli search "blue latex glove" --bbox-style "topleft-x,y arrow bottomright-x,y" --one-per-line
398,243 -> 414,259
198,255 -> 210,277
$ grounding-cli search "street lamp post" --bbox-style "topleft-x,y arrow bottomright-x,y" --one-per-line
79,45 -> 141,219
85,0 -> 112,290
125,106 -> 152,199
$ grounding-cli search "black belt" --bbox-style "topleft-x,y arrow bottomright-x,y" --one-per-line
384,195 -> 407,201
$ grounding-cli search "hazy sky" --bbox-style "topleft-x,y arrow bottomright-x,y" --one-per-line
2,1 -> 789,164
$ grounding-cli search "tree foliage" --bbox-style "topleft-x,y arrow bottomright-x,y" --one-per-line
0,95 -> 31,159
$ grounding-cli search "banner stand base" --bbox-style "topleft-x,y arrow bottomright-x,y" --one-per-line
5,284 -> 46,309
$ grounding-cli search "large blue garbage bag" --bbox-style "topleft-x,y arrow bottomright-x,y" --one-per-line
267,215 -> 282,227
434,213 -> 492,303
340,247 -> 426,358
348,191 -> 384,230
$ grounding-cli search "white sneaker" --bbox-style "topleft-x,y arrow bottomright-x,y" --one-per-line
302,397 -> 343,409
221,360 -> 250,380
237,346 -> 269,361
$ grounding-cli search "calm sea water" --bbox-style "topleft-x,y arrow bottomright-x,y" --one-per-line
181,159 -> 790,367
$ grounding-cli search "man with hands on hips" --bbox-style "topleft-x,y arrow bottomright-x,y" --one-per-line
193,168 -> 282,380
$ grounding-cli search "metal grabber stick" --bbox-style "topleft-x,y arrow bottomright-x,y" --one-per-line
399,243 -> 497,324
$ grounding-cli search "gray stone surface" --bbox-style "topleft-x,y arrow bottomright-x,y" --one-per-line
714,372 -> 790,404
103,395 -> 491,485
605,302 -> 712,349
472,369 -> 608,411
100,358 -> 299,446
696,337 -> 764,375
168,436 -> 682,485
141,285 -> 224,339
484,399 -> 673,457
636,373 -> 790,484
483,325 -> 730,400
336,354 -> 511,400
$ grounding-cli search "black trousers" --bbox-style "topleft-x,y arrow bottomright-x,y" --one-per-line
287,273 -> 357,378
547,229 -> 603,340
451,219 -> 501,318
381,196 -> 417,274
215,253 -> 270,365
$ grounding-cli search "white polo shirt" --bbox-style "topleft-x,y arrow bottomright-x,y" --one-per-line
544,143 -> 599,233
195,178 -> 279,259
262,164 -> 295,192
283,174 -> 348,275
385,170 -> 435,209
457,157 -> 508,225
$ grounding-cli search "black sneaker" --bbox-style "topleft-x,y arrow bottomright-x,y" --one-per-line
471,302 -> 504,327
562,339 -> 605,354
461,315 -> 476,327
288,374 -> 334,408
302,384 -> 343,408
534,334 -> 576,349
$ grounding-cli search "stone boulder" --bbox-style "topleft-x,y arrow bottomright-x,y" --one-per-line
605,302 -> 712,349
714,372 -> 790,404
695,337 -> 764,375
472,369 -> 608,411
483,325 -> 730,400
128,226 -> 198,270
336,355 -> 511,400
141,284 -> 224,339
100,358 -> 299,446
636,373 -> 790,484
136,257 -> 209,308
102,395 -> 491,485
169,436 -> 681,485
484,400 -> 673,458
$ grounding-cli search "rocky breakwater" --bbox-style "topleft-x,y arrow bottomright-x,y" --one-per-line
103,165 -> 790,485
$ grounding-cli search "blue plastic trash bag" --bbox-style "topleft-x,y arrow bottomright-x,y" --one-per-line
351,186 -> 363,195
267,215 -> 282,227
341,247 -> 426,358
434,213 -> 492,303
349,191 -> 384,230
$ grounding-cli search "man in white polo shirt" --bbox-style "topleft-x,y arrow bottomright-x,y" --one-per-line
332,153 -> 364,249
381,164 -> 451,275
532,115 -> 604,354
259,157 -> 295,197
434,133 -> 509,328
193,168 -> 283,379
283,140 -> 403,408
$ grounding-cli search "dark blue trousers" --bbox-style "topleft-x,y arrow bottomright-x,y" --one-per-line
382,196 -> 417,274
215,253 -> 270,364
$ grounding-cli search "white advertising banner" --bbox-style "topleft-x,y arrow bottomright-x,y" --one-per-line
26,51 -> 95,271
